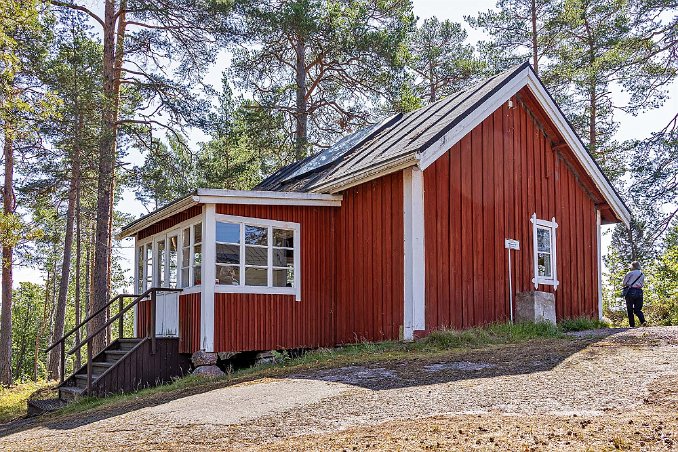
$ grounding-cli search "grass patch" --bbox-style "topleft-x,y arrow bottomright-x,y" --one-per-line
0,381 -> 52,423
423,321 -> 562,349
558,316 -> 610,332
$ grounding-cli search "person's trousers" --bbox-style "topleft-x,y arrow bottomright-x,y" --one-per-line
625,295 -> 645,327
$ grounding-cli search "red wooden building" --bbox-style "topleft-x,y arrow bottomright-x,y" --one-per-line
120,62 -> 630,355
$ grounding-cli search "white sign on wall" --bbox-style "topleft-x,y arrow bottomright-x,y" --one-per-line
505,239 -> 520,250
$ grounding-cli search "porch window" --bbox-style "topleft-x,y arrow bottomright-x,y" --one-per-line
531,214 -> 558,289
215,215 -> 300,298
135,219 -> 203,292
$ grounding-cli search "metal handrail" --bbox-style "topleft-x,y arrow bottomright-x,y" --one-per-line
44,292 -> 139,384
67,287 -> 183,395
45,293 -> 138,353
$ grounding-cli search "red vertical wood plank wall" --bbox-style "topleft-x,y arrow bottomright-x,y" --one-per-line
179,293 -> 201,353
137,205 -> 202,240
423,90 -> 599,330
212,204 -> 338,352
335,171 -> 404,343
136,299 -> 151,338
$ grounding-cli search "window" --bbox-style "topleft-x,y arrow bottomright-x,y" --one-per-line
136,246 -> 144,293
531,214 -> 558,289
135,219 -> 202,292
215,215 -> 300,297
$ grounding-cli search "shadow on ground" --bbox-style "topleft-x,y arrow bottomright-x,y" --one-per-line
0,328 -> 628,436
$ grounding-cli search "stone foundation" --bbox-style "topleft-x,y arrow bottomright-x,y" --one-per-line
515,291 -> 556,324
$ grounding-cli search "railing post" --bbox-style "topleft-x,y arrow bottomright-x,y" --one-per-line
87,343 -> 92,396
119,296 -> 124,340
60,341 -> 65,384
150,290 -> 157,355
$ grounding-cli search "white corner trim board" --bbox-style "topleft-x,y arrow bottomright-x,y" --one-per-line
202,203 -> 217,352
596,209 -> 603,320
418,66 -> 630,228
403,167 -> 426,341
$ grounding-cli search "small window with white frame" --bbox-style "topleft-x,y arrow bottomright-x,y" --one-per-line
215,214 -> 300,299
531,214 -> 558,289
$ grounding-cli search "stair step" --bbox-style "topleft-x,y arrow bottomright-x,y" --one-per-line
59,386 -> 85,402
118,340 -> 140,351
104,350 -> 129,362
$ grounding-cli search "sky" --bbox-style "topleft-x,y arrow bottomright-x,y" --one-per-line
11,0 -> 678,289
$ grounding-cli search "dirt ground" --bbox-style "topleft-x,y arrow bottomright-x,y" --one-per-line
1,327 -> 677,451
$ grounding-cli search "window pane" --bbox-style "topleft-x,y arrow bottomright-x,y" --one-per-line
182,246 -> 190,267
272,248 -> 293,267
156,240 -> 166,286
245,225 -> 267,245
537,228 -> 551,253
216,265 -> 240,285
193,223 -> 202,244
182,228 -> 190,247
180,268 -> 190,288
193,265 -> 202,285
246,246 -> 268,266
217,243 -> 240,264
136,246 -> 144,293
273,229 -> 294,248
194,244 -> 202,266
168,236 -> 178,288
273,267 -> 294,287
538,253 -> 552,278
145,244 -> 153,288
216,222 -> 240,244
245,267 -> 267,286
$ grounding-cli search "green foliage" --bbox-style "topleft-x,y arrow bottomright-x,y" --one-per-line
407,17 -> 485,103
11,282 -> 47,382
558,316 -> 609,332
229,0 -> 415,152
424,322 -> 562,349
0,380 -> 51,423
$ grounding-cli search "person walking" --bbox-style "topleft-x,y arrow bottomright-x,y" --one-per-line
622,261 -> 646,327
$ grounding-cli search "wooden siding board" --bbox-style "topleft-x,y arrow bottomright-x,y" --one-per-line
424,94 -> 603,331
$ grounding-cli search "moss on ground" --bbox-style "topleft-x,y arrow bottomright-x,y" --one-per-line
0,381 -> 52,424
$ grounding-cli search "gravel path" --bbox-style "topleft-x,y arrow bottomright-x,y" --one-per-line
1,327 -> 677,451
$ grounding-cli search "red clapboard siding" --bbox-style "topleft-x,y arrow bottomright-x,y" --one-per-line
335,171 -> 404,343
424,90 -> 600,330
179,293 -> 201,353
136,299 -> 152,337
137,205 -> 202,240
213,204 -> 338,352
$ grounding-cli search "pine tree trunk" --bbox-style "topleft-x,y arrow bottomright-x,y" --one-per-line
531,0 -> 538,75
48,158 -> 79,380
90,0 -> 124,354
74,162 -> 82,369
294,36 -> 308,159
0,123 -> 15,386
34,272 -> 51,381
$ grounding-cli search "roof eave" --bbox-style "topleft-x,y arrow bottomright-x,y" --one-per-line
117,189 -> 343,240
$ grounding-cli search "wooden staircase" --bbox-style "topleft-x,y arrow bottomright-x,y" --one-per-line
59,337 -> 190,400
44,288 -> 190,403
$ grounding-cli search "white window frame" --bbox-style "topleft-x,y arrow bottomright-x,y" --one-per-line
134,216 -> 204,294
531,213 -> 559,289
214,213 -> 301,301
